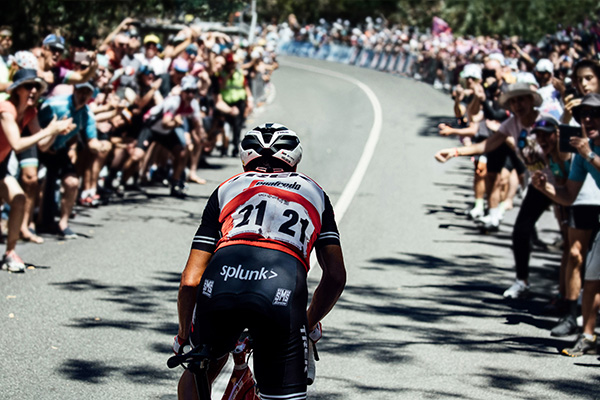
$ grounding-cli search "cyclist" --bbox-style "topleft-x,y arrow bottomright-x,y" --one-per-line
174,123 -> 347,400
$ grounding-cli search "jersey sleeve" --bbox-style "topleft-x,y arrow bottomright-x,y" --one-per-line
191,188 -> 222,253
314,192 -> 341,250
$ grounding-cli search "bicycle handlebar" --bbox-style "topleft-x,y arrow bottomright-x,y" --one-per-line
167,344 -> 211,369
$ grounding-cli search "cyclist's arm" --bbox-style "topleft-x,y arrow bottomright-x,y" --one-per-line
177,249 -> 212,340
307,244 -> 346,331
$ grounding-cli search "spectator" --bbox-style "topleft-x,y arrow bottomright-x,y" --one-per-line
214,53 -> 253,157
1,69 -> 74,269
532,93 -> 600,356
38,82 -> 100,238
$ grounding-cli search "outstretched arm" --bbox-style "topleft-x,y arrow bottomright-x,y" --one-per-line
307,244 -> 346,331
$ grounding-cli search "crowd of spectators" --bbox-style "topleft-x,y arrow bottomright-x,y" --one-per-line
273,13 -> 600,357
0,17 -> 279,273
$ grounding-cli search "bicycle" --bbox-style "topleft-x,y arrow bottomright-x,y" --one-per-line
168,330 -> 318,400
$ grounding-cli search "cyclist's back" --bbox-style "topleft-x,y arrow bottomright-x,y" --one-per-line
175,123 -> 346,400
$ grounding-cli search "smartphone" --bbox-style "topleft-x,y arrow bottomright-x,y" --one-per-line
74,51 -> 89,63
559,124 -> 582,153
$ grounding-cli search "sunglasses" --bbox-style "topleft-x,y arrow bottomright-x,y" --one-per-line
21,82 -> 41,91
517,129 -> 528,149
579,108 -> 600,120
0,35 -> 12,40
49,46 -> 63,54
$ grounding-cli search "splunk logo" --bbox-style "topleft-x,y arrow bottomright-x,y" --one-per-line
220,264 -> 279,281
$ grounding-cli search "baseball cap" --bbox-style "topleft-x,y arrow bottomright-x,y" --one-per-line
573,93 -> 600,123
43,34 -> 65,51
181,75 -> 197,91
172,58 -> 189,73
535,58 -> 554,74
185,43 -> 198,56
74,81 -> 95,92
531,117 -> 559,134
144,34 -> 160,45
461,64 -> 482,80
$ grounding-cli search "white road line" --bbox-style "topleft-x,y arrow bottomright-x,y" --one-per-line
282,60 -> 383,223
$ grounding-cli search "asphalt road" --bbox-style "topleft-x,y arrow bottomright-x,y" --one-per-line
1,56 -> 598,399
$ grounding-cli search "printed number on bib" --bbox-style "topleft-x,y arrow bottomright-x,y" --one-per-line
229,194 -> 315,256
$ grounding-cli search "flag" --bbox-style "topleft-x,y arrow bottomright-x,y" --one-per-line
432,16 -> 452,36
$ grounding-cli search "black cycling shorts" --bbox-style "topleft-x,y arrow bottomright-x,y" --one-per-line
190,244 -> 309,398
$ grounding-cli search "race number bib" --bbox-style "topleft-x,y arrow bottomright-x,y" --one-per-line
228,193 -> 316,257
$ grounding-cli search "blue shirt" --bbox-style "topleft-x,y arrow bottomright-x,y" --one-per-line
568,139 -> 600,187
38,95 -> 96,151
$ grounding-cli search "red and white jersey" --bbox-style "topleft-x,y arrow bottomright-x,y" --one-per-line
192,171 -> 340,270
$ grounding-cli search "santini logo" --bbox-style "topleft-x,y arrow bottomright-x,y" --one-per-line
255,181 -> 301,190
220,265 -> 278,281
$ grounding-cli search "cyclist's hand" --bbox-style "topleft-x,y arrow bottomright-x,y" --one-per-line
172,335 -> 189,355
308,322 -> 322,343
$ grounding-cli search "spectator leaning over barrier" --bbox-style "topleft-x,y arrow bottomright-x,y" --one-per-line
435,82 -> 555,299
0,69 -> 74,270
39,34 -> 98,95
137,34 -> 166,76
38,81 -> 100,239
121,75 -> 200,198
532,93 -> 600,357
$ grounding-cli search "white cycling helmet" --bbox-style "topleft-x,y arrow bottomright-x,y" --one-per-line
239,123 -> 303,172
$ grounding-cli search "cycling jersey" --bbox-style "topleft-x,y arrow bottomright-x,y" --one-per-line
192,171 -> 340,270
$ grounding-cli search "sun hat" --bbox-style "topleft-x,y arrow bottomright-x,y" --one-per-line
7,69 -> 48,94
12,51 -> 39,70
498,82 -> 543,108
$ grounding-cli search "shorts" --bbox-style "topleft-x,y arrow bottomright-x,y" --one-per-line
16,146 -> 38,169
190,244 -> 308,398
136,126 -> 184,153
569,205 -> 600,231
39,149 -> 77,179
585,232 -> 600,281
0,156 -> 10,180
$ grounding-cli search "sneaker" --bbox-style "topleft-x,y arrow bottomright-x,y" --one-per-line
79,196 -> 99,208
59,226 -> 78,239
478,214 -> 500,232
503,279 -> 529,299
561,334 -> 597,357
551,315 -> 578,337
1,251 -> 25,273
468,207 -> 485,221
170,183 -> 187,199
